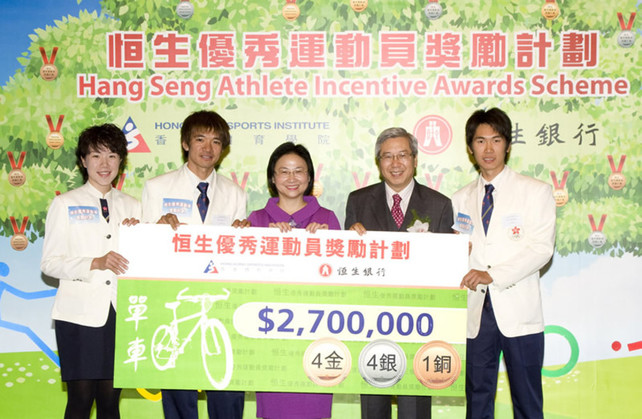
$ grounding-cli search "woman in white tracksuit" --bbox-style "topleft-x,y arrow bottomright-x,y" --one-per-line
41,124 -> 141,419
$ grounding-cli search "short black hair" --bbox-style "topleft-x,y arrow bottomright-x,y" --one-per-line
266,142 -> 315,197
465,108 -> 512,149
76,124 -> 128,182
180,111 -> 230,161
465,108 -> 512,163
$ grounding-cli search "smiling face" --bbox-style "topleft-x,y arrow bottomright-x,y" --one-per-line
81,146 -> 121,194
468,123 -> 510,181
272,153 -> 311,201
378,136 -> 417,192
182,127 -> 223,179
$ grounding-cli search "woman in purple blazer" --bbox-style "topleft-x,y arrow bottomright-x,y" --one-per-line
249,142 -> 340,418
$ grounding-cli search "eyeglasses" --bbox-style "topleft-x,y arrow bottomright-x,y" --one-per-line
275,168 -> 308,179
379,151 -> 413,163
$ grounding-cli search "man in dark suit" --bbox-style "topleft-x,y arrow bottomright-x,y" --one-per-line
345,127 -> 454,419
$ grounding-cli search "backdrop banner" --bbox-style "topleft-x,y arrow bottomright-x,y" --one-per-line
1,0 -> 640,417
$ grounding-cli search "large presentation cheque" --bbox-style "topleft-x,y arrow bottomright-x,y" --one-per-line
114,224 -> 469,396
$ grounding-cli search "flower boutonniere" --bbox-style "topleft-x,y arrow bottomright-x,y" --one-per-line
406,209 -> 431,232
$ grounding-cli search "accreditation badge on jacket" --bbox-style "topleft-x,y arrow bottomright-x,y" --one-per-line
453,212 -> 473,234
68,206 -> 100,223
503,214 -> 524,241
162,198 -> 193,217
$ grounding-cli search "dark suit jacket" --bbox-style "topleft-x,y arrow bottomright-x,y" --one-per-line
344,180 -> 453,233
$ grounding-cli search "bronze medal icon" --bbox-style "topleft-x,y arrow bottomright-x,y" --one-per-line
550,170 -> 569,207
350,0 -> 368,12
9,169 -> 26,187
7,151 -> 27,187
10,216 -> 29,251
40,63 -> 58,81
11,233 -> 29,251
39,47 -> 59,81
413,340 -> 461,389
608,173 -> 626,190
541,0 -> 560,20
607,155 -> 626,190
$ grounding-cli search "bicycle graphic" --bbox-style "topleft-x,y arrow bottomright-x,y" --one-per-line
151,287 -> 233,389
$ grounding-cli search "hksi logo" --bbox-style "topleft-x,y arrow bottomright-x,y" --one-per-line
413,115 -> 452,155
204,260 -> 219,274
122,116 -> 151,153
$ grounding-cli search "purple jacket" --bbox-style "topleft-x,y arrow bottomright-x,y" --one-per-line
249,195 -> 340,230
249,195 -> 338,418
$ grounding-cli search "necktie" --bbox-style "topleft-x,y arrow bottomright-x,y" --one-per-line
482,184 -> 494,235
391,193 -> 404,229
100,198 -> 109,223
197,182 -> 209,222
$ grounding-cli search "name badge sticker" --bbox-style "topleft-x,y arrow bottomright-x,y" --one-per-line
68,206 -> 100,224
162,198 -> 193,218
211,215 -> 232,226
502,214 -> 522,228
453,212 -> 473,234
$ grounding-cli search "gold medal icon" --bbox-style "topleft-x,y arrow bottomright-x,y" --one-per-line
350,0 -> 368,13
413,340 -> 461,389
312,164 -> 324,197
550,170 -> 570,207
312,181 -> 324,197
46,115 -> 65,150
303,337 -> 352,387
39,47 -> 59,81
46,131 -> 64,150
10,216 -> 29,251
553,189 -> 569,207
7,151 -> 27,187
541,0 -> 560,20
282,0 -> 300,21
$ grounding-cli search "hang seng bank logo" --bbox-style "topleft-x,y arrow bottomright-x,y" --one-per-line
413,115 -> 452,155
